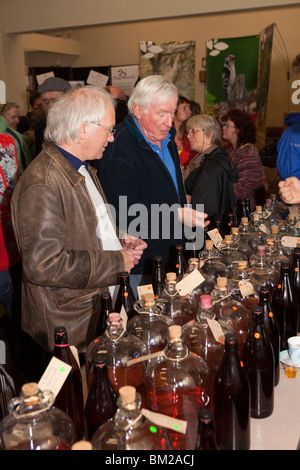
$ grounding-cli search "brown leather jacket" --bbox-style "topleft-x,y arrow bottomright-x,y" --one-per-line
11,142 -> 124,352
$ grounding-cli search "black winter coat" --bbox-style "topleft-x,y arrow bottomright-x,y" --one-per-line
185,146 -> 239,233
95,115 -> 188,274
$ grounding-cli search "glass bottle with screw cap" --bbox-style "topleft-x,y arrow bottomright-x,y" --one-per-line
53,326 -> 85,441
0,383 -> 76,450
214,332 -> 250,449
91,385 -> 173,450
242,306 -> 275,419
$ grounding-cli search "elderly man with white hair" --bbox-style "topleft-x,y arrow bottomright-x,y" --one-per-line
96,75 -> 208,290
11,86 -> 146,378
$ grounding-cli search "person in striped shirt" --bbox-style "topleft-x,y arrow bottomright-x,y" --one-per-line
222,108 -> 265,211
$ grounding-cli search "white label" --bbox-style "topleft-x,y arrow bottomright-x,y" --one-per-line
137,284 -> 154,299
141,408 -> 187,434
281,236 -> 300,248
239,280 -> 255,297
38,356 -> 72,397
207,318 -> 225,344
176,269 -> 205,296
208,228 -> 223,246
259,223 -> 270,235
120,305 -> 128,330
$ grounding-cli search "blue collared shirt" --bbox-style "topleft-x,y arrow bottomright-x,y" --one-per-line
133,118 -> 179,194
55,145 -> 88,170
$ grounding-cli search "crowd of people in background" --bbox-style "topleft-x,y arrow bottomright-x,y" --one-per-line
0,71 -> 298,397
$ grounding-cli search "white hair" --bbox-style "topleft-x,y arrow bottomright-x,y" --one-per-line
44,86 -> 115,145
128,75 -> 178,114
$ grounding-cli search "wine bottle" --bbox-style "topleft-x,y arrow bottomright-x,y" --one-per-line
85,355 -> 117,440
152,255 -> 166,297
241,306 -> 275,419
53,326 -> 85,440
195,409 -> 218,450
272,263 -> 297,350
114,271 -> 136,321
94,291 -> 112,337
291,248 -> 300,333
214,332 -> 250,449
259,287 -> 280,386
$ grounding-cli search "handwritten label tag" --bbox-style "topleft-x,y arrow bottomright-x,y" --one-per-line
141,408 -> 187,434
208,228 -> 223,247
176,269 -> 205,296
207,318 -> 225,344
259,223 -> 270,235
239,281 -> 255,297
120,305 -> 128,330
38,356 -> 71,398
137,284 -> 154,299
281,236 -> 300,248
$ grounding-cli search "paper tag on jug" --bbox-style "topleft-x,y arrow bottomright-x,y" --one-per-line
141,408 -> 187,434
208,228 -> 223,246
207,318 -> 225,344
281,236 -> 300,248
239,280 -> 255,297
38,356 -> 72,397
176,269 -> 205,296
137,284 -> 154,299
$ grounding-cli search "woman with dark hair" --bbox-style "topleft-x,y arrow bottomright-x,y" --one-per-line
222,108 -> 265,211
173,95 -> 192,156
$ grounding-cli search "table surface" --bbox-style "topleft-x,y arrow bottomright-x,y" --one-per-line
250,363 -> 300,450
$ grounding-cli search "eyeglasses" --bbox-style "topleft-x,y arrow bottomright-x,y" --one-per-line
222,123 -> 236,129
188,128 -> 204,135
90,121 -> 116,136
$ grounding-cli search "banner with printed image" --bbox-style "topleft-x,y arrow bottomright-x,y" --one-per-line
139,41 -> 196,100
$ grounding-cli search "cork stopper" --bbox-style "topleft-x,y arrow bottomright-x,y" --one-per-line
217,277 -> 227,288
231,227 -> 239,235
266,238 -> 274,246
188,258 -> 199,270
271,225 -> 278,234
169,324 -> 182,339
237,260 -> 248,269
108,313 -> 121,323
256,206 -> 262,213
72,441 -> 93,451
22,382 -> 39,397
205,239 -> 214,249
166,272 -> 177,281
142,293 -> 155,308
253,214 -> 259,221
224,235 -> 232,244
119,385 -> 136,404
241,217 -> 248,224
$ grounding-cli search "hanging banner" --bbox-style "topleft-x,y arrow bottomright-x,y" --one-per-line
139,41 -> 196,100
256,24 -> 275,149
205,35 -> 260,123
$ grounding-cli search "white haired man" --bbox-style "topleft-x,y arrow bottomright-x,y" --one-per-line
96,75 -> 208,291
11,86 -> 146,379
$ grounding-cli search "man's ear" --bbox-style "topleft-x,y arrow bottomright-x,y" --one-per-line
133,103 -> 142,120
78,121 -> 88,141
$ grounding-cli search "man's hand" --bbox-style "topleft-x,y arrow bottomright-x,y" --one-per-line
121,233 -> 147,260
120,249 -> 140,273
177,207 -> 210,228
278,177 -> 300,205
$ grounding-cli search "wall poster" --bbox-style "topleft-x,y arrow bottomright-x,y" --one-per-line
139,41 -> 196,100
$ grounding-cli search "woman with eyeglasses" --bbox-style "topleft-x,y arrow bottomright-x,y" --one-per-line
183,114 -> 238,233
222,108 -> 265,212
